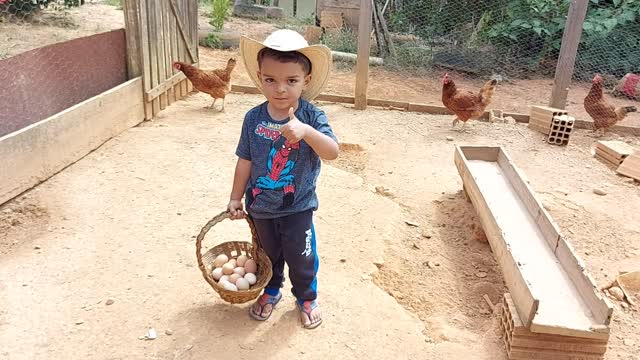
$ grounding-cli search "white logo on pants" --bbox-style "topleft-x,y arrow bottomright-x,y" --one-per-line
301,229 -> 312,257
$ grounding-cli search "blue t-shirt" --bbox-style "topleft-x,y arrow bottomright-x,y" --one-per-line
235,98 -> 338,219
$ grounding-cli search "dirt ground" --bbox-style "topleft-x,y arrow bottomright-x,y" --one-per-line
1,2 -> 640,360
1,91 -> 640,359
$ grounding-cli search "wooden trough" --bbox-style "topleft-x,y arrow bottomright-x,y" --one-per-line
454,146 -> 613,345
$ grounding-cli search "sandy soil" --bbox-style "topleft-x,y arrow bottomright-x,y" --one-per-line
1,90 -> 639,359
1,3 -> 639,359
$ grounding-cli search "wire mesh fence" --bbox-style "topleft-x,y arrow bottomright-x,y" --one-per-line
571,0 -> 640,129
355,0 -> 639,126
0,0 -> 126,136
0,0 -> 124,60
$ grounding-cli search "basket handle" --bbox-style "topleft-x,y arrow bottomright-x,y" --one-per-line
195,210 -> 264,277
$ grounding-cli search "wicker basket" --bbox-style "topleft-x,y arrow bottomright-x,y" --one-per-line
196,211 -> 273,304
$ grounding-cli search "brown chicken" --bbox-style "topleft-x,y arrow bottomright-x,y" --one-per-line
173,58 -> 236,111
584,74 -> 637,136
441,73 -> 498,130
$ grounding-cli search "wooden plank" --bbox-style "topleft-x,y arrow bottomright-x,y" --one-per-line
594,152 -> 619,168
368,99 -> 409,109
0,78 -> 144,206
616,152 -> 640,181
169,0 -> 179,103
553,237 -> 613,330
123,0 -> 142,78
191,0 -> 198,63
454,146 -> 540,328
456,146 -> 609,338
161,0 -> 173,105
508,347 -> 604,360
177,0 -> 188,98
146,69 -> 188,101
496,149 -> 562,250
137,0 -> 153,120
549,0 -> 589,109
503,294 -> 608,347
354,0 -> 372,110
317,93 -> 355,104
169,0 -> 197,63
596,141 -> 635,161
155,0 -> 168,110
147,0 -> 161,116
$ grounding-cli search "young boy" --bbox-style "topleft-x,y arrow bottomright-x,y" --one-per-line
227,29 -> 339,329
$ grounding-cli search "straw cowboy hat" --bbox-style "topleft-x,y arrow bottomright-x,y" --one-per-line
240,29 -> 332,100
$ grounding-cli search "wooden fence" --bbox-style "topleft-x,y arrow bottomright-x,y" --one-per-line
123,0 -> 199,120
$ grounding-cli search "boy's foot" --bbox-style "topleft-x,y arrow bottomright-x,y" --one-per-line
297,300 -> 322,329
249,292 -> 282,321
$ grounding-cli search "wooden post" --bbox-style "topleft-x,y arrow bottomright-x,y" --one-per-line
123,0 -> 142,79
549,0 -> 589,109
354,0 -> 372,110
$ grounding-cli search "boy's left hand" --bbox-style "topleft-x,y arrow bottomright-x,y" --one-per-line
280,107 -> 310,143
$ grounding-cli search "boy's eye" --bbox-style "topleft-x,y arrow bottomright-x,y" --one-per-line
265,78 -> 274,83
288,79 -> 298,84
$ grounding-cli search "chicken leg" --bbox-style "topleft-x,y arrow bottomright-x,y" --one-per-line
209,98 -> 217,110
452,117 -> 459,129
220,97 -> 226,112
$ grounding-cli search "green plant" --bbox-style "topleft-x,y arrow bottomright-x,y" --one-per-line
200,33 -> 223,49
321,27 -> 357,53
104,0 -> 122,9
210,0 -> 230,31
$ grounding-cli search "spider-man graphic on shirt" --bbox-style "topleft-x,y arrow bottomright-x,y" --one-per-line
250,134 -> 300,209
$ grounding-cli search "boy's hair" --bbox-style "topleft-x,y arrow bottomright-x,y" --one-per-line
257,47 -> 312,76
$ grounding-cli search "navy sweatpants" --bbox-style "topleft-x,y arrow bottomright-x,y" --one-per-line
251,210 -> 318,301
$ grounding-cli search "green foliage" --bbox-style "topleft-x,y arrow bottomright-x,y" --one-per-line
200,33 -> 223,49
321,27 -> 358,54
384,0 -> 640,78
210,0 -> 230,31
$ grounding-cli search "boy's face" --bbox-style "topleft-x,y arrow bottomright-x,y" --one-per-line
258,57 -> 311,112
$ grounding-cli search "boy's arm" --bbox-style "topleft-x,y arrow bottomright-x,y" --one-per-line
228,158 -> 251,220
302,127 -> 339,160
280,107 -> 339,160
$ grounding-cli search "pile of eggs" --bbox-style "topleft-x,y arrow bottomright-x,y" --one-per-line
211,254 -> 258,292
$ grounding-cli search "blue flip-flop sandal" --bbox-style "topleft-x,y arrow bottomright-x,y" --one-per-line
249,292 -> 282,321
297,300 -> 322,329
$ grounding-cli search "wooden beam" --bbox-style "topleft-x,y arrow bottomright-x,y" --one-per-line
0,78 -> 144,206
169,0 -> 197,63
122,0 -> 142,79
549,0 -> 589,109
228,84 -> 640,136
354,0 -> 372,110
138,0 -> 153,120
456,145 -> 611,340
146,71 -> 188,101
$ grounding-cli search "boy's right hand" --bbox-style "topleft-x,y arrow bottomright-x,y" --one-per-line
227,199 -> 245,220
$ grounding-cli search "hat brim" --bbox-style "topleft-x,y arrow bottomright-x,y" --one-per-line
240,35 -> 332,101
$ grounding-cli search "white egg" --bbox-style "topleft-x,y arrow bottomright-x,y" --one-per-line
244,273 -> 257,285
244,259 -> 257,274
236,255 -> 248,267
211,268 -> 223,281
233,267 -> 246,277
222,263 -> 235,275
228,273 -> 242,284
222,281 -> 237,291
236,278 -> 250,291
218,275 -> 229,284
213,254 -> 228,268
229,259 -> 237,268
